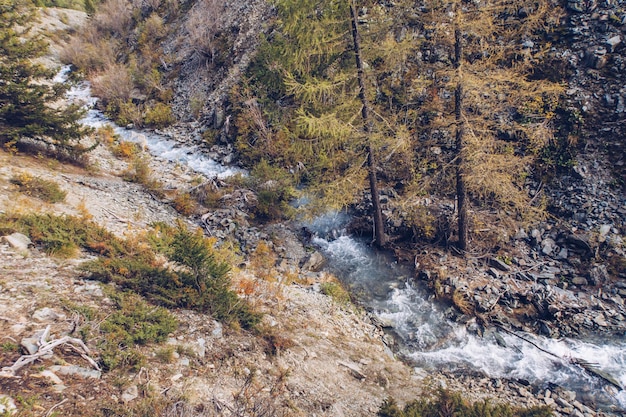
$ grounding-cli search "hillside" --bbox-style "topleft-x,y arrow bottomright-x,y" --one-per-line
1,2 -> 625,417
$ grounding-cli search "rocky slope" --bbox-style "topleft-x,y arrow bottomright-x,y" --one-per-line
1,4 -> 625,417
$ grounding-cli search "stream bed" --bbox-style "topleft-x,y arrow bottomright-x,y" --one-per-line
306,211 -> 626,413
59,66 -> 626,413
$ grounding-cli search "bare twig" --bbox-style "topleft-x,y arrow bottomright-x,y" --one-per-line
44,398 -> 68,417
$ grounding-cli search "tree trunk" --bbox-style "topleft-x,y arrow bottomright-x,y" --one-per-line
454,26 -> 468,252
350,1 -> 387,248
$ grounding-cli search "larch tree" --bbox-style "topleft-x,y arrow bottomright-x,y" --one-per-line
241,0 -> 393,246
0,0 -> 91,159
421,0 -> 564,251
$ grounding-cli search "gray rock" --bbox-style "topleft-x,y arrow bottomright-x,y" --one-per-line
487,268 -> 500,279
211,320 -> 223,338
593,314 -> 608,327
0,395 -> 17,415
74,281 -> 103,297
561,389 -> 577,402
531,229 -> 542,241
20,335 -> 40,355
195,337 -> 206,357
556,247 -> 568,259
599,224 -> 611,236
2,233 -> 31,252
36,370 -> 63,385
301,251 -> 325,272
542,238 -> 556,256
514,228 -> 529,240
571,276 -> 588,286
337,360 -> 366,380
49,365 -> 101,379
488,258 -> 511,272
122,385 -> 139,403
606,35 -> 621,52
32,307 -> 66,322
556,397 -> 572,409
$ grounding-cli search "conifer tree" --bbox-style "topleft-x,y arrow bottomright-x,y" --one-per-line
349,1 -> 386,246
0,0 -> 91,158
421,0 -> 563,251
256,0 -> 389,246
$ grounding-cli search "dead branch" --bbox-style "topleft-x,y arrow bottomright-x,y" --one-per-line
0,327 -> 100,377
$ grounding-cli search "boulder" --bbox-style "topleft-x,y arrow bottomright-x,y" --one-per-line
32,307 -> 66,322
2,233 -> 31,252
49,365 -> 101,379
301,251 -> 326,272
122,385 -> 139,403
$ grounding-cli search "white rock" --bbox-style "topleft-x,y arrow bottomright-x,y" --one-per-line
2,233 -> 31,252
121,385 -> 139,403
211,320 -> 223,338
32,307 -> 66,322
36,370 -> 63,385
0,395 -> 17,415
49,365 -> 101,379
599,224 -> 611,236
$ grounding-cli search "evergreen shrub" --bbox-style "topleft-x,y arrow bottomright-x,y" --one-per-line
378,390 -> 552,417
144,102 -> 175,128
10,174 -> 67,203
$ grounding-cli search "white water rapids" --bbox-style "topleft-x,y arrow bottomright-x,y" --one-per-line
306,212 -> 626,412
57,66 -> 626,412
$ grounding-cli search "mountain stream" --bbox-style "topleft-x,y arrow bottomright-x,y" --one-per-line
59,67 -> 626,413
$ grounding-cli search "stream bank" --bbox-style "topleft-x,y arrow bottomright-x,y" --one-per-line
55,59 -> 626,414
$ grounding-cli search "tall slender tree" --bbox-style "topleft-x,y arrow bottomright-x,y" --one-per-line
349,1 -> 386,247
238,0 -> 391,246
421,0 -> 563,251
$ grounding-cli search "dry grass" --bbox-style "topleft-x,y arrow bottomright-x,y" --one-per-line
91,63 -> 133,105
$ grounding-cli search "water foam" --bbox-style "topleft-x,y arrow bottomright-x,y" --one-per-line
57,66 -> 243,179
307,216 -> 626,410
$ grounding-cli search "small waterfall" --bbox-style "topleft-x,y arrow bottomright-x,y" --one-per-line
305,212 -> 626,411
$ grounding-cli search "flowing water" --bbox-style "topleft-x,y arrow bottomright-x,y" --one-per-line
306,212 -> 626,412
57,67 -> 626,412
55,66 -> 242,178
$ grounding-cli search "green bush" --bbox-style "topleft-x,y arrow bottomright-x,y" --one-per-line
101,293 -> 177,346
99,293 -> 177,372
83,222 -> 261,329
320,281 -> 351,305
378,390 -> 553,417
0,213 -> 125,257
10,173 -> 67,203
144,102 -> 175,128
249,160 -> 296,220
